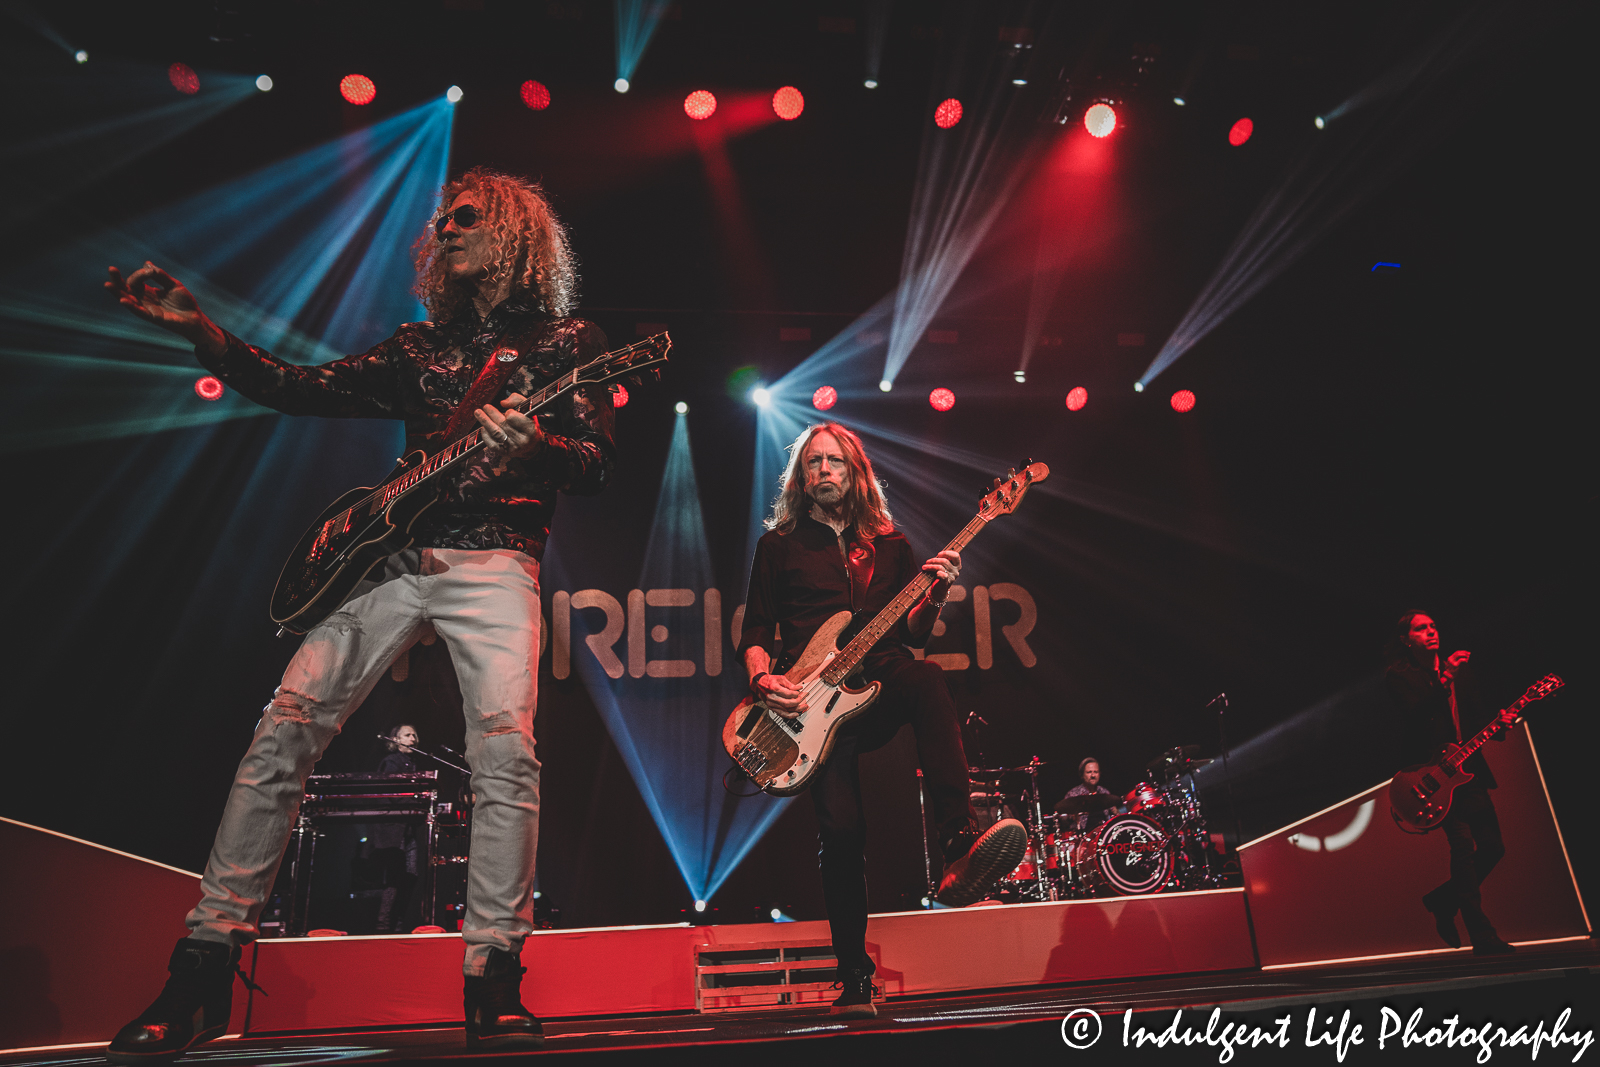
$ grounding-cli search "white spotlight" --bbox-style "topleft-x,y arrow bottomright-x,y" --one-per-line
750,386 -> 772,408
1134,382 -> 1145,392
770,908 -> 782,920
1012,78 -> 1027,86
615,77 -> 630,93
532,890 -> 542,899
1314,115 -> 1326,129
864,79 -> 878,89
920,896 -> 931,908
1173,96 -> 1186,106
878,379 -> 892,392
255,74 -> 273,92
74,50 -> 89,64
674,401 -> 689,415
693,899 -> 707,912
446,85 -> 464,103
1013,370 -> 1026,383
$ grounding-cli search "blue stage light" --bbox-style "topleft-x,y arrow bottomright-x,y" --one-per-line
446,85 -> 463,104
614,0 -> 668,90
750,386 -> 772,408
675,400 -> 689,414
879,379 -> 892,392
256,74 -> 273,91
75,50 -> 88,63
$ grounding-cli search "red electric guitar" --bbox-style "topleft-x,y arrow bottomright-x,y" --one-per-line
1388,673 -> 1563,833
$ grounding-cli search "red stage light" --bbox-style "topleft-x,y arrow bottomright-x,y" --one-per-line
1065,387 -> 1088,411
340,74 -> 376,106
684,90 -> 717,120
773,86 -> 804,121
934,98 -> 963,128
929,388 -> 956,411
1084,103 -> 1117,138
1228,117 -> 1253,146
168,63 -> 199,95
812,385 -> 837,411
1170,389 -> 1196,412
520,80 -> 551,110
194,376 -> 224,401
611,384 -> 629,408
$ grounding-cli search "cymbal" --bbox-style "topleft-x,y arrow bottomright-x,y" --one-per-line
1055,792 -> 1121,814
967,767 -> 1011,780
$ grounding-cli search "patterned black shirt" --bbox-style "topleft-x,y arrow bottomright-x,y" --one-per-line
198,297 -> 615,561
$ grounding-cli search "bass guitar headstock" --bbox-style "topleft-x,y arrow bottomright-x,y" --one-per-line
977,459 -> 1049,520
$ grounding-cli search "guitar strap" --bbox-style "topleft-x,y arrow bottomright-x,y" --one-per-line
1442,671 -> 1462,742
440,344 -> 529,442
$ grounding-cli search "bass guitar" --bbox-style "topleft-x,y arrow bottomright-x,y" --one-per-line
723,461 -> 1048,796
269,333 -> 671,635
1388,672 -> 1563,832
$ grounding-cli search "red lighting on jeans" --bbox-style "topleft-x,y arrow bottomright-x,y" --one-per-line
1084,103 -> 1117,138
773,86 -> 805,120
611,384 -> 629,408
168,63 -> 199,95
520,80 -> 551,110
929,388 -> 956,411
1170,389 -> 1196,412
1228,117 -> 1253,146
194,376 -> 224,401
684,90 -> 717,120
340,74 -> 377,106
1065,387 -> 1088,411
812,385 -> 837,411
934,98 -> 963,128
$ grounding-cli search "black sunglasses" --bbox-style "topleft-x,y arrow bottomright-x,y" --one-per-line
433,204 -> 482,241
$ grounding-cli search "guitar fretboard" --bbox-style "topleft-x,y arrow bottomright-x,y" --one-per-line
821,514 -> 988,687
312,334 -> 664,551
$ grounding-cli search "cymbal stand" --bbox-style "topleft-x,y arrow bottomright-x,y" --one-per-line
917,768 -> 935,901
1024,758 -> 1057,902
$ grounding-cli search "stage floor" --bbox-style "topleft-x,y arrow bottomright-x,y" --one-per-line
8,939 -> 1593,1065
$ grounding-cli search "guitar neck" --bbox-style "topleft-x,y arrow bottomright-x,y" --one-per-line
822,514 -> 989,686
1446,697 -> 1524,769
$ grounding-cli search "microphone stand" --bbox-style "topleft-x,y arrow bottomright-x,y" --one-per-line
374,734 -> 471,776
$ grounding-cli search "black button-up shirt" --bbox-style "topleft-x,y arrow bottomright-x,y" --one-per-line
738,515 -> 930,674
199,298 -> 615,561
1386,659 -> 1497,789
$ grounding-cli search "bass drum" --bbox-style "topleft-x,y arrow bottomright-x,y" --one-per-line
1088,813 -> 1173,895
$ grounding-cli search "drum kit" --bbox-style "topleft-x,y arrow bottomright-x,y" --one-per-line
966,746 -> 1223,901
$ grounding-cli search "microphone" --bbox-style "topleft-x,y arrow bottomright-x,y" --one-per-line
1205,692 -> 1228,710
965,710 -> 990,727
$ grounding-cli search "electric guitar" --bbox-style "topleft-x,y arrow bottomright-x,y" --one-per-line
1388,673 -> 1563,832
723,461 -> 1048,796
268,333 -> 671,635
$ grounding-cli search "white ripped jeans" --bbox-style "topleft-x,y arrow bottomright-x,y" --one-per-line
185,547 -> 541,977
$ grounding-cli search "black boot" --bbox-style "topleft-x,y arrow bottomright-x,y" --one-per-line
1421,887 -> 1461,949
463,948 -> 543,1047
936,819 -> 1027,908
107,938 -> 238,1064
829,957 -> 877,1018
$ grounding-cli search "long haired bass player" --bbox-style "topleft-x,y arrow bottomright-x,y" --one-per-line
102,168 -> 617,1059
738,423 -> 1026,1016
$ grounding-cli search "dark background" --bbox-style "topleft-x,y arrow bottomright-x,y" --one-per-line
1,0 -> 1590,929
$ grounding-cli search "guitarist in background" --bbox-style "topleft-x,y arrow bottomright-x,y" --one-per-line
1386,611 -> 1516,956
101,168 -> 611,1058
739,423 -> 1026,1016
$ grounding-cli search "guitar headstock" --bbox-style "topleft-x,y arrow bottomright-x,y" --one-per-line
1521,673 -> 1564,704
578,332 -> 672,389
977,459 -> 1049,520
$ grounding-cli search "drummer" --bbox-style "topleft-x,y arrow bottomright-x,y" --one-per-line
1057,757 -> 1120,832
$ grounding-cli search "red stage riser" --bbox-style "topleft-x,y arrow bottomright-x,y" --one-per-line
240,889 -> 1254,1031
1240,726 -> 1589,968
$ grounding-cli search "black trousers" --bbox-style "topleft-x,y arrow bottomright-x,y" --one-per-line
808,656 -> 972,968
1431,787 -> 1505,939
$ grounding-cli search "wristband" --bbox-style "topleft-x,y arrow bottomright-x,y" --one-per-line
749,671 -> 769,694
